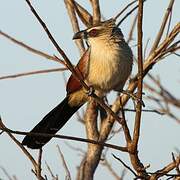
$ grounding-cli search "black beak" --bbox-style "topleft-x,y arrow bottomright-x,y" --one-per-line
73,30 -> 86,40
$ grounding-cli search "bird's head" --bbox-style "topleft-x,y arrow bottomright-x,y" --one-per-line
73,19 -> 123,43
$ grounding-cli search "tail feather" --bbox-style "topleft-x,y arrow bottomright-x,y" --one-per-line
22,96 -> 82,149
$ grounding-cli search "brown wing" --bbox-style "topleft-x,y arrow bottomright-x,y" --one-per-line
66,48 -> 91,94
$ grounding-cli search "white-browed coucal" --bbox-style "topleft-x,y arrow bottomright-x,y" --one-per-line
22,19 -> 133,149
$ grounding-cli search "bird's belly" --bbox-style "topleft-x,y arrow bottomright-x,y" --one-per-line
87,54 -> 132,92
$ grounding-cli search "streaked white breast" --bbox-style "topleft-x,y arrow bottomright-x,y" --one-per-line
87,37 -> 133,92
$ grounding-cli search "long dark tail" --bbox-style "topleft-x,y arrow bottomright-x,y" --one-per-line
22,96 -> 82,149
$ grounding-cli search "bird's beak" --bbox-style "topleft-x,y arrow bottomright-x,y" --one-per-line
73,30 -> 87,40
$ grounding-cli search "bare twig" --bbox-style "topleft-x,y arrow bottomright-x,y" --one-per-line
166,8 -> 173,37
127,13 -> 138,44
0,122 -> 128,152
123,108 -> 164,115
12,175 -> 18,180
117,1 -> 145,27
65,142 -> 85,155
172,153 -> 180,175
57,145 -> 71,180
0,68 -> 67,80
45,161 -> 58,180
150,155 -> 180,179
114,0 -> 137,20
37,149 -> 43,180
107,126 -> 123,141
89,0 -> 101,25
128,1 -> 147,178
101,158 -> 122,180
0,30 -> 59,63
132,0 -> 144,149
0,119 -> 37,170
150,0 -> 175,53
144,38 -> 150,59
120,169 -> 127,180
144,72 -> 180,123
64,0 -> 85,54
112,154 -> 137,177
74,1 -> 93,27
0,118 -> 45,180
119,98 -> 132,144
0,166 -> 13,180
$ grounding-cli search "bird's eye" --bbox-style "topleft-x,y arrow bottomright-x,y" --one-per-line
88,29 -> 98,37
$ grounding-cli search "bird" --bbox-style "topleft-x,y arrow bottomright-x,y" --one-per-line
22,19 -> 133,149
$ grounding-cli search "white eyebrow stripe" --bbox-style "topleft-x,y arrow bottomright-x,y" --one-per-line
87,26 -> 102,33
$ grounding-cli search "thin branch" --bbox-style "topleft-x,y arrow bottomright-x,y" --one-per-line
166,8 -> 173,37
57,145 -> 71,180
117,1 -> 147,27
45,161 -> 57,180
0,30 -> 59,63
119,98 -> 132,144
112,154 -> 137,177
64,0 -> 85,55
0,121 -> 128,152
65,142 -> 85,155
89,0 -> 101,25
172,153 -> 180,175
12,176 -> 18,180
120,169 -> 127,180
0,118 -> 45,180
132,0 -> 144,149
145,73 -> 180,108
150,155 -> 180,179
107,126 -> 123,141
145,95 -> 180,124
37,149 -> 43,180
123,108 -> 164,115
0,68 -> 67,80
127,13 -> 138,44
101,158 -> 122,180
159,42 -> 180,61
74,1 -> 93,27
144,38 -> 150,60
0,167 -> 13,180
129,1 -> 147,178
0,118 -> 37,171
141,23 -> 179,81
150,0 -> 175,53
114,0 -> 137,20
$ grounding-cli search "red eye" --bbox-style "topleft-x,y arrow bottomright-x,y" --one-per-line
89,29 -> 98,37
